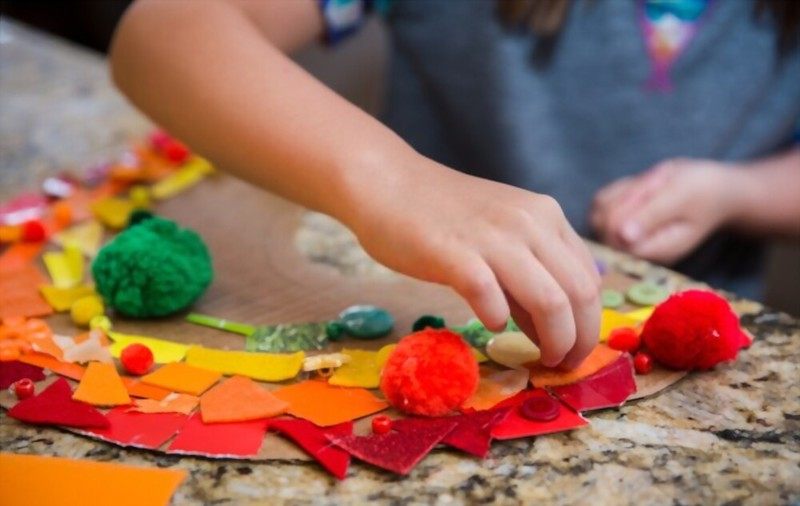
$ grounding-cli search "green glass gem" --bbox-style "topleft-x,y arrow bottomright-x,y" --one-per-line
453,318 -> 519,348
626,282 -> 669,306
326,321 -> 346,341
338,305 -> 394,340
412,315 -> 446,332
601,289 -> 625,309
246,323 -> 329,353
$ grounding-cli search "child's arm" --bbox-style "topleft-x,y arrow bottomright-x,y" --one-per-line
591,148 -> 800,265
111,0 -> 601,369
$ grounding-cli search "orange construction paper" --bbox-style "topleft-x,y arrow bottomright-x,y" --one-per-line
200,375 -> 288,423
0,242 -> 44,272
0,264 -> 53,320
0,452 -> 186,506
274,380 -> 388,427
527,344 -> 623,388
132,392 -> 199,415
19,352 -> 84,380
73,362 -> 131,406
140,362 -> 222,396
462,369 -> 530,411
121,378 -> 171,401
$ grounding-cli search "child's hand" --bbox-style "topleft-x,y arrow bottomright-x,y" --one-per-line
347,154 -> 601,369
591,158 -> 736,265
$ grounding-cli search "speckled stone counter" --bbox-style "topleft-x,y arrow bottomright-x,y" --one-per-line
1,19 -> 798,505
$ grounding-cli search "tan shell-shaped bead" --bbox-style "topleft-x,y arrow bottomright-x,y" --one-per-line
486,331 -> 541,369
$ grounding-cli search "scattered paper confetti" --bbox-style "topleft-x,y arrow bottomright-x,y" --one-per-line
168,412 -> 268,458
550,354 -> 637,412
462,369 -> 529,411
439,408 -> 511,458
0,452 -> 186,506
599,309 -> 640,343
8,378 -> 109,428
270,418 -> 353,480
132,392 -> 199,415
121,378 -> 171,401
200,375 -> 289,423
0,241 -> 44,272
185,346 -> 303,382
274,380 -> 388,427
42,244 -> 84,289
150,157 -> 213,200
490,389 -> 588,440
60,331 -> 113,364
90,196 -> 135,229
329,348 -> 385,388
39,284 -> 96,312
329,417 -> 458,475
528,344 -> 622,388
2,317 -> 62,360
141,362 -> 222,396
87,407 -> 188,449
72,362 -> 131,406
19,352 -> 85,380
108,331 -> 190,364
0,360 -> 45,389
0,264 -> 53,320
51,220 -> 104,257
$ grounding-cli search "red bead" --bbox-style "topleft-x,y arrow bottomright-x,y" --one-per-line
518,395 -> 560,422
21,220 -> 47,242
607,327 -> 641,353
163,140 -> 190,164
633,351 -> 653,375
371,415 -> 393,435
13,378 -> 35,399
120,344 -> 155,376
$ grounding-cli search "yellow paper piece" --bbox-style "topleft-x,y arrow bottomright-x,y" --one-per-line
108,331 -> 190,364
52,220 -> 104,257
184,346 -> 304,382
151,157 -> 214,200
40,284 -> 96,312
599,309 -> 640,343
90,197 -> 135,229
472,348 -> 489,363
42,244 -> 84,289
328,348 -> 382,388
375,344 -> 396,368
624,306 -> 655,323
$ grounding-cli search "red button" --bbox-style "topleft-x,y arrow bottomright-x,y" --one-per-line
519,395 -> 560,422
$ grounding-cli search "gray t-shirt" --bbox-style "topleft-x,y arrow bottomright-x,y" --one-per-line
330,0 -> 800,298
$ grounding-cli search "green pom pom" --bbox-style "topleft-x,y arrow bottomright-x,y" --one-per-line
92,217 -> 213,318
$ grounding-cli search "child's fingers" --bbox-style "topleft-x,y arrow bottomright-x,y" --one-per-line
605,169 -> 670,246
447,253 -> 510,332
489,247 -> 577,367
624,190 -> 683,243
630,221 -> 696,265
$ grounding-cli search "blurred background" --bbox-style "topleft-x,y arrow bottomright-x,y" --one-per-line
1,0 -> 798,315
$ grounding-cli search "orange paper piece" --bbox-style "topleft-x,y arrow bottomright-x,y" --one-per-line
121,378 -> 171,401
274,380 -> 388,427
527,344 -> 622,388
1,318 -> 62,361
462,369 -> 530,411
0,452 -> 185,506
140,362 -> 222,396
19,352 -> 85,380
200,375 -> 288,423
132,392 -> 199,415
0,242 -> 44,272
0,264 -> 53,320
73,362 -> 131,406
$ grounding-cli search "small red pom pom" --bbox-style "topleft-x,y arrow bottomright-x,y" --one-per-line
21,220 -> 47,242
607,327 -> 641,353
120,344 -> 155,376
380,329 -> 479,416
640,290 -> 750,370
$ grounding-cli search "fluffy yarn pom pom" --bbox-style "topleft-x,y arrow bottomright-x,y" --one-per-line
92,217 -> 213,317
380,329 -> 479,416
641,290 -> 750,370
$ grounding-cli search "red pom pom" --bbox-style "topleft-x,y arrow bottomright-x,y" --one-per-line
380,329 -> 478,416
120,344 -> 154,376
641,290 -> 750,370
21,220 -> 47,242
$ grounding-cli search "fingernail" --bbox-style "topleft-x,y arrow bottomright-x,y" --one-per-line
622,221 -> 641,243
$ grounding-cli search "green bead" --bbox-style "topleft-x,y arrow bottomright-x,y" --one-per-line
338,305 -> 394,340
626,282 -> 669,306
412,315 -> 446,332
326,321 -> 346,341
601,289 -> 625,309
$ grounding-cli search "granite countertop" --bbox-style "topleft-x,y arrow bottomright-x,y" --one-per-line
1,20 -> 798,505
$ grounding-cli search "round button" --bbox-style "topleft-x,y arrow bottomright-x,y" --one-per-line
519,395 -> 560,422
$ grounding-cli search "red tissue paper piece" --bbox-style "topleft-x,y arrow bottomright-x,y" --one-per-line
167,413 -> 268,458
269,418 -> 353,480
86,407 -> 188,450
0,360 -> 45,389
640,290 -> 751,371
491,389 -> 588,440
549,354 -> 637,412
439,408 -> 511,458
8,378 -> 109,429
329,417 -> 458,475
380,329 -> 479,416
